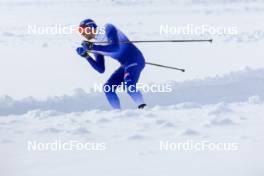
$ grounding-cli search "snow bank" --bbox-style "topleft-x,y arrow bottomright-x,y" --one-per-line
0,67 -> 263,116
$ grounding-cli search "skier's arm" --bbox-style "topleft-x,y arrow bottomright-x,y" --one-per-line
76,47 -> 105,73
86,53 -> 105,73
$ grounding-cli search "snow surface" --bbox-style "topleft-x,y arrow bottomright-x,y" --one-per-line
1,100 -> 264,176
0,0 -> 264,176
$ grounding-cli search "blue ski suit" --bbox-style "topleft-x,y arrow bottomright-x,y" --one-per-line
86,24 -> 145,109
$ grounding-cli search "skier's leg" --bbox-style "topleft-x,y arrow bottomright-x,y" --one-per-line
104,66 -> 124,109
124,63 -> 146,108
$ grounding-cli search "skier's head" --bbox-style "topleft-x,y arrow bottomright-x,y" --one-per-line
78,19 -> 97,40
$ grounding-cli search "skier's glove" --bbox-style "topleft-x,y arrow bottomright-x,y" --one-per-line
81,41 -> 94,51
76,47 -> 89,58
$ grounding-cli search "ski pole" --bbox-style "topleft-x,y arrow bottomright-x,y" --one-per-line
92,39 -> 213,44
145,62 -> 185,72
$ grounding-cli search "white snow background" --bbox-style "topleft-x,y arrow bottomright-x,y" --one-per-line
0,0 -> 264,176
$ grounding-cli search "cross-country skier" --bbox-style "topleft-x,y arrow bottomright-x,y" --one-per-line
76,19 -> 147,109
